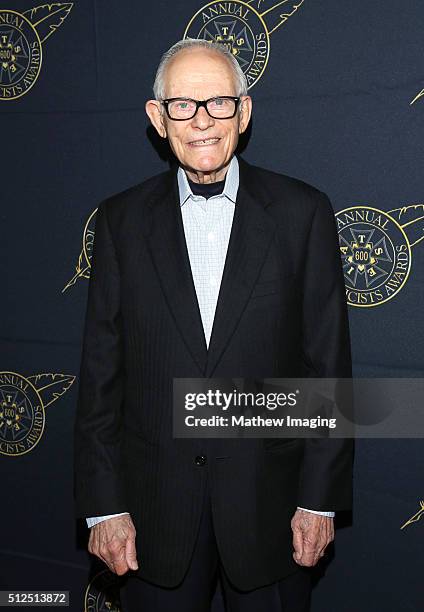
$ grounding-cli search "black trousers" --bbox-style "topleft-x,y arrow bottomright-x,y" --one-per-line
120,477 -> 311,612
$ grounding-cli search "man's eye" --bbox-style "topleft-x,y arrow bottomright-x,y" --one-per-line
178,102 -> 189,109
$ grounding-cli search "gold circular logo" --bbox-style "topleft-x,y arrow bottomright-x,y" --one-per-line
184,0 -> 270,89
84,570 -> 122,612
0,10 -> 42,100
0,371 -> 45,456
336,206 -> 412,307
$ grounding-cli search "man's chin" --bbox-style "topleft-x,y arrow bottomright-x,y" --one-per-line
183,155 -> 230,176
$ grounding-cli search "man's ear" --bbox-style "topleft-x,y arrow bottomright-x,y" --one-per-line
238,96 -> 252,134
145,100 -> 167,138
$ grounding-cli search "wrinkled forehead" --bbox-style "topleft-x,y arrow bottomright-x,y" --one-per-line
163,48 -> 238,98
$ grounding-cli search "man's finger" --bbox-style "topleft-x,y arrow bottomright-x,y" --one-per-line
298,538 -> 320,567
108,540 -> 129,575
94,525 -> 108,566
292,527 -> 304,562
314,520 -> 333,558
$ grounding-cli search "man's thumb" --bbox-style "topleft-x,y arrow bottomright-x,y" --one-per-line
126,538 -> 139,570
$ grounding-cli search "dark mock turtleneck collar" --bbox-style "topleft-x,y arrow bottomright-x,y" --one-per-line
187,177 -> 226,198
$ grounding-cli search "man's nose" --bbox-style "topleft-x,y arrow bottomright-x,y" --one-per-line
191,105 -> 215,129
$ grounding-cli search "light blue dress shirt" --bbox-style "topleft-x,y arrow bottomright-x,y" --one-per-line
86,157 -> 334,527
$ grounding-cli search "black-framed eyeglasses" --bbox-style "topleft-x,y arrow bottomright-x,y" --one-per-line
161,96 -> 240,120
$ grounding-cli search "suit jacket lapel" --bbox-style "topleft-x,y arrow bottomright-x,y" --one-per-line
142,169 -> 208,375
205,156 -> 276,377
142,157 -> 276,378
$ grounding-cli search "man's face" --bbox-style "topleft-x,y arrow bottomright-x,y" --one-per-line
146,48 -> 252,182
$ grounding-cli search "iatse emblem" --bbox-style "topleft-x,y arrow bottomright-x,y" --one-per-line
0,371 -> 75,456
183,0 -> 304,89
0,4 -> 73,100
84,569 -> 122,612
336,204 -> 423,307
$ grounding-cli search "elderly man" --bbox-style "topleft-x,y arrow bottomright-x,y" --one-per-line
73,38 -> 353,612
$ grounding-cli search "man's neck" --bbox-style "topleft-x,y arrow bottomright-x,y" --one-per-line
187,177 -> 226,198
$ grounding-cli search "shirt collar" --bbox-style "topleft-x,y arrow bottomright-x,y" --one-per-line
177,155 -> 239,207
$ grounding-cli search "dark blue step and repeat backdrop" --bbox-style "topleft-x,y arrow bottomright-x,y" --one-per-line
2,1 -> 423,610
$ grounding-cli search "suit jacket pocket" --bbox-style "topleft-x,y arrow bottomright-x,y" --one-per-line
263,438 -> 302,452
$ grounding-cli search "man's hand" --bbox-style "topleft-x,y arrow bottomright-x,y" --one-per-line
291,509 -> 334,566
88,514 -> 139,575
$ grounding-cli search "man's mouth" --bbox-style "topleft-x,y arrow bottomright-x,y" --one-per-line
187,137 -> 221,147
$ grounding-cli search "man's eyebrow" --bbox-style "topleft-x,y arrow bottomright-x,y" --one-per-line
201,94 -> 237,100
168,93 -> 236,100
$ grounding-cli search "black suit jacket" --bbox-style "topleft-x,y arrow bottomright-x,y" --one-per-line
73,155 -> 353,590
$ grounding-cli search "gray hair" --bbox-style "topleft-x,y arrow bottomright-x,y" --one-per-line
153,38 -> 248,100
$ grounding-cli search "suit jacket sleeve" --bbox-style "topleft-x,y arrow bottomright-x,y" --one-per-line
73,200 -> 128,519
297,191 -> 354,512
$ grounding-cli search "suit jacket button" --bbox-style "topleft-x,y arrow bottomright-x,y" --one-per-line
195,455 -> 207,466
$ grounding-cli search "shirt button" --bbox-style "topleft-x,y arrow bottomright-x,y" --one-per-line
207,232 -> 215,242
195,455 -> 207,466
210,276 -> 217,286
